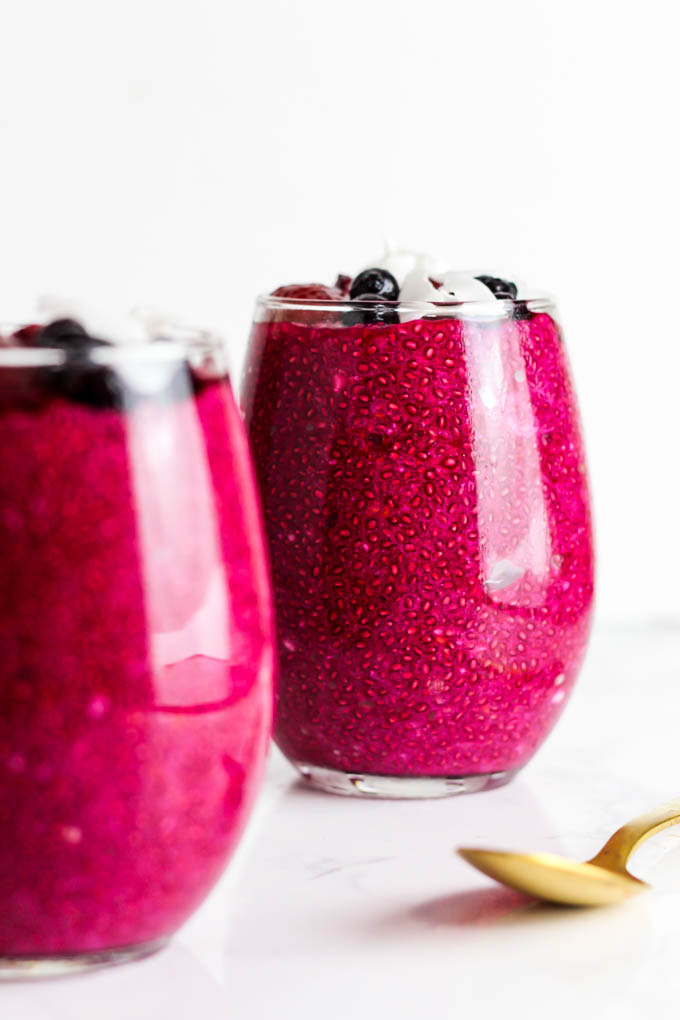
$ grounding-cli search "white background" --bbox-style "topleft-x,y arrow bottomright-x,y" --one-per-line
1,0 -> 678,624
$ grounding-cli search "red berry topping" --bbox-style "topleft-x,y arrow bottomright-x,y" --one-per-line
270,282 -> 346,324
11,324 -> 44,345
271,283 -> 344,301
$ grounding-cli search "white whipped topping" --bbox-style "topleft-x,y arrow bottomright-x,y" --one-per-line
366,250 -> 450,296
359,247 -> 533,319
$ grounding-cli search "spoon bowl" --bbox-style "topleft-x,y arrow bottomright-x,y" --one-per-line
457,795 -> 680,907
457,848 -> 647,907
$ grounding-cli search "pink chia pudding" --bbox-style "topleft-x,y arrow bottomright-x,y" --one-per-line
0,317 -> 273,965
242,255 -> 594,796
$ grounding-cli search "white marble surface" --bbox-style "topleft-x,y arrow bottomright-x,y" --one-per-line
5,623 -> 680,1019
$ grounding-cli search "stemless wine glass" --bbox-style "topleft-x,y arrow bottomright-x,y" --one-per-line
242,291 -> 594,798
0,322 -> 274,975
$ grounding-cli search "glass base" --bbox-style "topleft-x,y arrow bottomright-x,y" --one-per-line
0,936 -> 168,981
294,761 -> 518,799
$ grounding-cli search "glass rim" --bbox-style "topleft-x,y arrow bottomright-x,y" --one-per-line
256,293 -> 556,316
0,324 -> 224,368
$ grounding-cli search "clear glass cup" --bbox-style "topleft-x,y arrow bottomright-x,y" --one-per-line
0,325 -> 274,975
242,293 -> 594,798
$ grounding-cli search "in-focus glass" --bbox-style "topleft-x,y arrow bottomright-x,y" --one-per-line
243,294 -> 594,797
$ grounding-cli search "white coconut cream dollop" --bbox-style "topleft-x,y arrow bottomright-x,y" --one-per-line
358,248 -> 533,319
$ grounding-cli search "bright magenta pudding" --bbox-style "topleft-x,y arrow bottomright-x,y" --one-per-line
243,261 -> 594,794
0,319 -> 273,963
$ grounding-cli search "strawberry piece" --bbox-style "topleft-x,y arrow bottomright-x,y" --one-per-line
272,283 -> 344,301
11,324 -> 44,345
270,282 -> 346,324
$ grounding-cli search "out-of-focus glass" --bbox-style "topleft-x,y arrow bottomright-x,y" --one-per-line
0,327 -> 273,974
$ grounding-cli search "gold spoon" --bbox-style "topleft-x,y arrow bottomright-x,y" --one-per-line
457,797 -> 680,906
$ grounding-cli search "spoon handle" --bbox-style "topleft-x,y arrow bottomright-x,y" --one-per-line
589,797 -> 680,873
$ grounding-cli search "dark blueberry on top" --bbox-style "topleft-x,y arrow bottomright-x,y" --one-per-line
349,268 -> 400,302
36,319 -> 122,410
475,275 -> 518,301
37,318 -> 106,349
513,301 -> 533,321
342,297 -> 400,327
52,363 -> 124,409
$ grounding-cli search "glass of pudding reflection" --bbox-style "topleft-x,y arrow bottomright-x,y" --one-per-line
0,311 -> 274,973
242,252 -> 594,798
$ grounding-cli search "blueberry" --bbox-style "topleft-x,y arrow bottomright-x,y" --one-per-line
513,301 -> 533,321
475,275 -> 518,300
349,268 -> 400,302
53,364 -> 124,409
37,318 -> 106,350
342,296 -> 400,326
38,319 -> 122,409
42,358 -> 123,410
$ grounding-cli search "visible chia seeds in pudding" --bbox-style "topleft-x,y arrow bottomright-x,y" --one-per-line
242,253 -> 594,796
